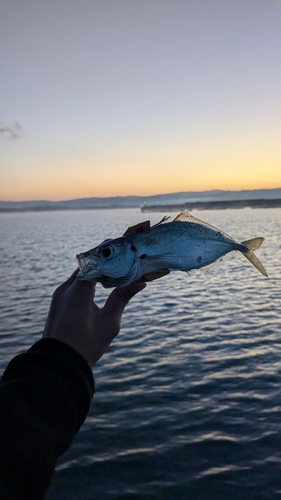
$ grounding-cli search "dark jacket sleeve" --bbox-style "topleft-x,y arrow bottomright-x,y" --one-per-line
0,338 -> 95,500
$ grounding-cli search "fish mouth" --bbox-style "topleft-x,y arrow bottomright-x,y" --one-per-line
76,252 -> 99,280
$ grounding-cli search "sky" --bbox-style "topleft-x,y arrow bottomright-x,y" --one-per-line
1,0 -> 281,201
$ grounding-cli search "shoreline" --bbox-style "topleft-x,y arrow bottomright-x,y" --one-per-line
141,198 -> 281,212
1,198 -> 281,213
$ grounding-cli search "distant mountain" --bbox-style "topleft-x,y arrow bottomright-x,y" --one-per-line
1,188 -> 281,212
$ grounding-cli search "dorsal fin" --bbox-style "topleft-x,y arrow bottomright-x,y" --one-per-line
150,215 -> 170,228
123,215 -> 170,236
173,210 -> 235,241
123,220 -> 150,236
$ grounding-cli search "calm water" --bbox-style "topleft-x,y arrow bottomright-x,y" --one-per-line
0,208 -> 280,500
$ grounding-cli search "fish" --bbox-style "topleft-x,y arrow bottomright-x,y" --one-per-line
76,210 -> 268,287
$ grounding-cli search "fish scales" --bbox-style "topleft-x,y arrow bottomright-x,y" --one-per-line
128,222 -> 242,272
76,210 -> 267,287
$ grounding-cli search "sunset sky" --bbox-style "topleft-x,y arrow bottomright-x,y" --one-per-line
1,0 -> 281,201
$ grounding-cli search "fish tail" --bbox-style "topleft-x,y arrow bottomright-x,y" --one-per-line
240,238 -> 268,277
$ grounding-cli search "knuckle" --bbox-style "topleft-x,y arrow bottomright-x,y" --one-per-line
116,289 -> 131,302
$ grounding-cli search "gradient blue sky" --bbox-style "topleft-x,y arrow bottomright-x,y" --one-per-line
1,0 -> 281,201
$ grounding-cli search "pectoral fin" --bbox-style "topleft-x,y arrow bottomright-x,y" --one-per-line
142,269 -> 170,282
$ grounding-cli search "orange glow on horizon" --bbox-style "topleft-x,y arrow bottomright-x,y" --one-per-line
1,177 -> 281,202
1,136 -> 281,201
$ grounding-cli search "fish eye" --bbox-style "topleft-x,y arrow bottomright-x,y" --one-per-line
101,246 -> 113,259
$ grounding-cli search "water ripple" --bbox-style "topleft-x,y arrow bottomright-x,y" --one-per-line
1,209 -> 281,499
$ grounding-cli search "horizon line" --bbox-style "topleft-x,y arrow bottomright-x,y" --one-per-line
1,186 -> 281,204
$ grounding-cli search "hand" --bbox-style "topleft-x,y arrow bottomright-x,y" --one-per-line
43,270 -> 146,366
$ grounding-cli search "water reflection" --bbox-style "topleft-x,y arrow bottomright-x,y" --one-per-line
0,208 -> 280,499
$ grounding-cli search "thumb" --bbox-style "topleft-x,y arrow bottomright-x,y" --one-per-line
104,281 -> 146,318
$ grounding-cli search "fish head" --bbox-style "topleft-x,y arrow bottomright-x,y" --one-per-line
76,237 -> 137,285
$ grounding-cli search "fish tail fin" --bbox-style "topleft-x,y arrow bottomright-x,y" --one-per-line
240,238 -> 268,277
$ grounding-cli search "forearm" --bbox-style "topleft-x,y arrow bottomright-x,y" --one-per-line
0,339 -> 94,500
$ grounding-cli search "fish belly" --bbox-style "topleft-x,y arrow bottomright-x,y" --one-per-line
174,239 -> 236,271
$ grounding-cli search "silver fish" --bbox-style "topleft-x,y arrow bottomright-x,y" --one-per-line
76,210 -> 267,287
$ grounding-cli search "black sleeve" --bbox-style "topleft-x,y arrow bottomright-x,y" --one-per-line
0,338 -> 95,500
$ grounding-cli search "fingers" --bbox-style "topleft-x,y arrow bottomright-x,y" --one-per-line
104,281 -> 146,318
66,268 -> 80,282
61,268 -> 79,287
55,270 -> 97,310
118,281 -> 147,301
69,278 -> 97,309
53,269 -> 79,296
52,270 -> 145,328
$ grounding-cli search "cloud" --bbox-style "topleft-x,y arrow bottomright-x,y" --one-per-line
0,121 -> 23,139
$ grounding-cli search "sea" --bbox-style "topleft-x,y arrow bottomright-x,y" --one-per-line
0,208 -> 280,500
